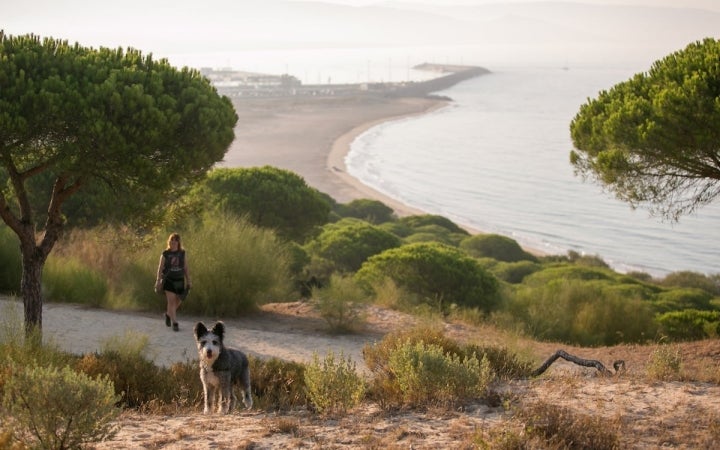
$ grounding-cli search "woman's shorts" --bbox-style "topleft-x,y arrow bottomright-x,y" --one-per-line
163,277 -> 185,296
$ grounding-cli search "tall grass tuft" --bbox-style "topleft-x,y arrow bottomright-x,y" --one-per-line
43,257 -> 108,306
646,343 -> 683,381
173,214 -> 294,316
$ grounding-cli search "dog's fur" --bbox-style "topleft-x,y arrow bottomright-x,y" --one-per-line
194,321 -> 253,414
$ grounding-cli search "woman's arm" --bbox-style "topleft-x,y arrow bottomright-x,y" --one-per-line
184,254 -> 192,287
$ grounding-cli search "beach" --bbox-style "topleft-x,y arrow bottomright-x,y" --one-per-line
220,93 -> 447,217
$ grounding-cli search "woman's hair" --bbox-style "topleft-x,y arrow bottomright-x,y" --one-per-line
165,233 -> 184,251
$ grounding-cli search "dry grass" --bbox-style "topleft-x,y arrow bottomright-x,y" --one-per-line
63,303 -> 720,449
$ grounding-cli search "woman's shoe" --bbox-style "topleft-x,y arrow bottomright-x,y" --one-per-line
172,322 -> 179,332
165,314 -> 171,327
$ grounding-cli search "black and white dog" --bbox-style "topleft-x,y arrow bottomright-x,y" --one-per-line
193,321 -> 253,414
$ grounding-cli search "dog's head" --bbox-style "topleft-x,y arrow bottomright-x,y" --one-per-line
194,321 -> 225,364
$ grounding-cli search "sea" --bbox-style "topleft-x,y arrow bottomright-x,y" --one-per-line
170,47 -> 719,277
345,65 -> 719,277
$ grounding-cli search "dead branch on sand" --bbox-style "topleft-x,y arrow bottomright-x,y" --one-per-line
532,350 -> 626,377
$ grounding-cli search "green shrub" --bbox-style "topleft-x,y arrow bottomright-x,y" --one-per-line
387,341 -> 493,408
306,218 -> 401,273
460,234 -> 538,263
356,242 -> 500,313
398,214 -> 469,235
304,351 -> 365,415
656,309 -> 720,341
378,221 -> 413,238
335,199 -> 395,224
2,362 -> 120,450
312,274 -> 368,333
646,344 -> 683,381
250,357 -> 308,411
652,288 -> 715,313
502,279 -> 656,346
186,166 -> 331,241
660,270 -> 720,295
489,260 -> 541,284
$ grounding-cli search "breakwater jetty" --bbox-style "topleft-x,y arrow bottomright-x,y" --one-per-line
206,63 -> 490,99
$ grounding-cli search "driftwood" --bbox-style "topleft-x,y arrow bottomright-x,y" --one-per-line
532,350 -> 626,377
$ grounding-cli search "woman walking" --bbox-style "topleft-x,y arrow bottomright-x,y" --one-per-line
155,233 -> 192,331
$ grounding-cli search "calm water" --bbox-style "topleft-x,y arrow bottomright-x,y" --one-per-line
346,66 -> 719,277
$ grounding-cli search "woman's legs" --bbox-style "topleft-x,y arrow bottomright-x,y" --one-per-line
164,290 -> 182,329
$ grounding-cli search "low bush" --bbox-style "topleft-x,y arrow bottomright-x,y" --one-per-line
356,242 -> 501,313
304,351 -> 365,415
312,274 -> 368,333
460,234 -> 538,263
250,357 -> 308,411
75,332 -> 170,408
503,401 -> 621,450
656,309 -> 720,341
2,362 -> 120,450
387,340 -> 493,408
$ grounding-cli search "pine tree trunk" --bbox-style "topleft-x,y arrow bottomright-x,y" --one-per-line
21,249 -> 45,334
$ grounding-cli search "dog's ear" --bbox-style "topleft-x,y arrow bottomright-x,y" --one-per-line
194,322 -> 208,339
211,321 -> 225,341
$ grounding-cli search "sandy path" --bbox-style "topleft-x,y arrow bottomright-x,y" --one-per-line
0,297 -> 376,371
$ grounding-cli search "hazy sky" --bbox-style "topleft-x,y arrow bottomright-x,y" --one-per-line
314,0 -> 720,11
4,0 -> 720,78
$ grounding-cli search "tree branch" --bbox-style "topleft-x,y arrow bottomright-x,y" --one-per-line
532,350 -> 625,377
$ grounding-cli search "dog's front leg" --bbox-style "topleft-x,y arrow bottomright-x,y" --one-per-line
203,384 -> 213,415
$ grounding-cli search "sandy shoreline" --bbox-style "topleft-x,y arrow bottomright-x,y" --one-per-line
221,91 -> 539,249
221,94 -> 447,211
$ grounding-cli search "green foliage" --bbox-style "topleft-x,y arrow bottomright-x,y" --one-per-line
0,303 -> 77,388
660,271 -> 720,296
0,32 -> 237,332
0,226 -> 21,293
501,279 -> 656,346
386,341 -> 492,408
398,214 -> 468,234
460,234 -> 538,263
489,260 -> 541,284
312,274 -> 368,333
570,38 -> 720,220
404,224 -> 467,246
304,351 -> 365,415
521,264 -> 614,287
42,257 -> 108,306
656,309 -> 720,341
335,199 -> 395,224
363,326 -> 528,409
646,344 -> 683,381
356,242 -> 500,313
186,167 -> 331,241
652,288 -> 715,313
2,362 -> 120,450
306,218 -> 401,272
250,357 -> 308,412
378,221 -> 413,238
156,215 -> 292,316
